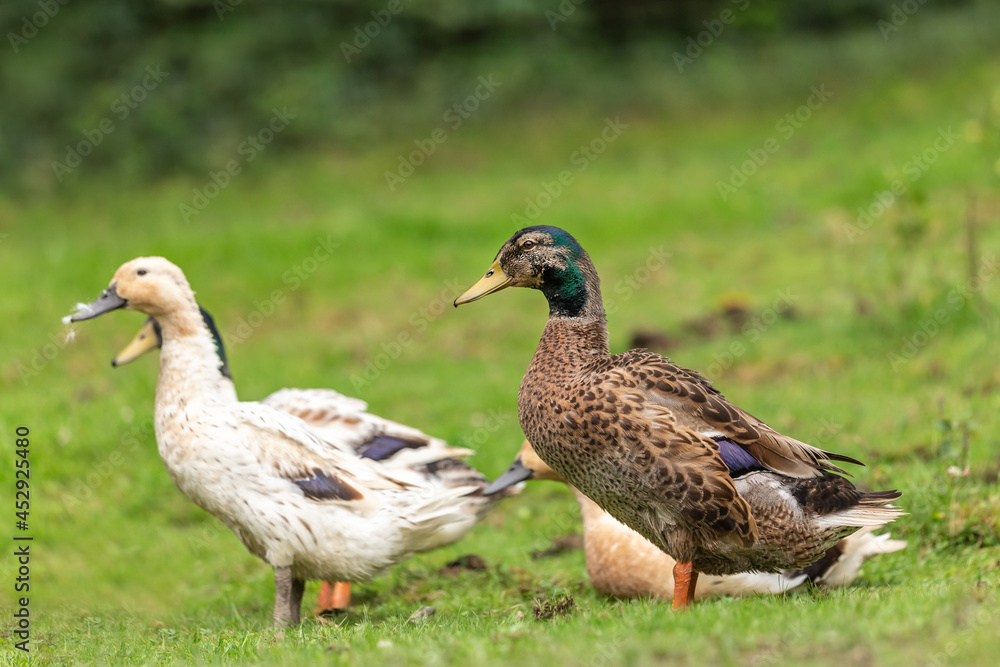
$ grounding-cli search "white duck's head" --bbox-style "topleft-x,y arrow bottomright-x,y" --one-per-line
69,257 -> 201,333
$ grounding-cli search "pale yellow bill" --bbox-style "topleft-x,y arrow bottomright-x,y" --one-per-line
454,259 -> 512,306
112,318 -> 161,367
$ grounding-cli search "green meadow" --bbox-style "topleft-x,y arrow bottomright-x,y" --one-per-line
3,8 -> 1000,666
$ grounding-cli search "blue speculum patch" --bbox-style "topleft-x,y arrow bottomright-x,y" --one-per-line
715,438 -> 767,478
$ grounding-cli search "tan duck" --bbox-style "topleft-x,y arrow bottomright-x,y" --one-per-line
486,440 -> 906,600
455,226 -> 904,608
67,257 -> 515,626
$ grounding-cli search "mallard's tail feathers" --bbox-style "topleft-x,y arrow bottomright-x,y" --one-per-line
814,490 -> 904,529
790,526 -> 907,587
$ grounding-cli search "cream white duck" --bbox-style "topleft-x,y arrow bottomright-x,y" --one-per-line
486,440 -> 907,601
111,310 -> 506,612
69,256 -> 512,626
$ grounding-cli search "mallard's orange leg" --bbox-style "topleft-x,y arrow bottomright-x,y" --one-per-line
671,561 -> 699,610
313,581 -> 351,614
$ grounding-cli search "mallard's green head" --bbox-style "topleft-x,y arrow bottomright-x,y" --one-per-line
455,226 -> 600,318
111,307 -> 232,379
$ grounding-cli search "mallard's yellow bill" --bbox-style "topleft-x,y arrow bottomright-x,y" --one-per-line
112,318 -> 161,367
454,259 -> 512,306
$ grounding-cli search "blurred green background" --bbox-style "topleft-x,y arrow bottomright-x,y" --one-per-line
2,1 -> 1000,665
0,0 -> 994,189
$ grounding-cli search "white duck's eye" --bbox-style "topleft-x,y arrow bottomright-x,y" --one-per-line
137,269 -> 147,276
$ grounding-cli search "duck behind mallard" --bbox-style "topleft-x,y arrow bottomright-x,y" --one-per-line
456,226 -> 903,608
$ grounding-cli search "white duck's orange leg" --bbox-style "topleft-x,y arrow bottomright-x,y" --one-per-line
314,581 -> 351,614
331,581 -> 351,608
671,561 -> 699,610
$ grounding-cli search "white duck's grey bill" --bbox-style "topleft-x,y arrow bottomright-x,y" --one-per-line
483,458 -> 534,496
69,284 -> 128,321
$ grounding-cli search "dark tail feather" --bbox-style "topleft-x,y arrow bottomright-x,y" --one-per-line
858,489 -> 903,505
822,449 -> 865,468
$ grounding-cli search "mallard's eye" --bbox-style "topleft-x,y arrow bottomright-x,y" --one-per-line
137,269 -> 147,276
522,240 -> 535,249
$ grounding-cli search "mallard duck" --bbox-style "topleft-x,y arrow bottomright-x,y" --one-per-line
68,256 -> 514,626
454,225 -> 904,609
486,440 -> 906,600
112,310 -> 507,613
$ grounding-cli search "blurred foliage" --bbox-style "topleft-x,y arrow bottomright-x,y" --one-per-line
0,0 -> 981,188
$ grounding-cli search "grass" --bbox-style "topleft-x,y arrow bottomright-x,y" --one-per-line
3,11 -> 1000,666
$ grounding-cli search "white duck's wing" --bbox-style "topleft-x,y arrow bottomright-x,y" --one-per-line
216,403 -> 485,563
243,394 -> 504,551
260,388 -> 472,467
226,402 -> 417,501
262,386 -> 370,415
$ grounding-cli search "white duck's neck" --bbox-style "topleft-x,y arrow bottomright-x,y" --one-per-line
155,304 -> 232,409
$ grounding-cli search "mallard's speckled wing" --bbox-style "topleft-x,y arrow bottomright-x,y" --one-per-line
566,375 -> 759,549
641,407 -> 759,547
610,350 -> 862,478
